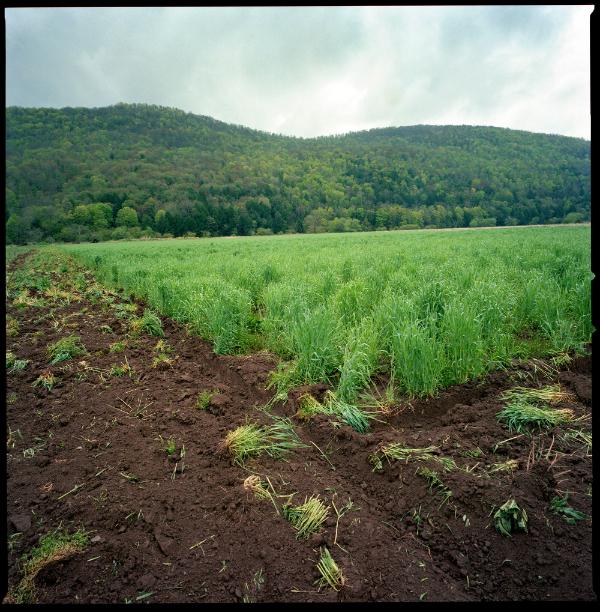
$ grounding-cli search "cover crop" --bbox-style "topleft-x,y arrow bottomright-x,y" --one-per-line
62,225 -> 591,398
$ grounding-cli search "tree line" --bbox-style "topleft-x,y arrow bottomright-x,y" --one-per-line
6,103 -> 590,244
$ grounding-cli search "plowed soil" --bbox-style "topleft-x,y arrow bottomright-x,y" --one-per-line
4,251 -> 595,603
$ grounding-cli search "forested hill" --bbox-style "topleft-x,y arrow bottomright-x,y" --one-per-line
6,103 -> 590,244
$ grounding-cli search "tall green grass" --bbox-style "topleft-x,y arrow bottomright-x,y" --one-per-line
59,226 -> 591,398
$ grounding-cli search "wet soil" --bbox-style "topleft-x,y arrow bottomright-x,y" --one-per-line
4,251 -> 595,602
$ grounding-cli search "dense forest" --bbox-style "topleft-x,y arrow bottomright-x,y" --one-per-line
5,103 -> 591,244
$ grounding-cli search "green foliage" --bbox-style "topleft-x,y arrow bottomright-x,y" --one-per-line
293,391 -> 373,433
493,499 -> 528,537
116,206 -> 139,227
151,352 -> 174,368
5,104 -> 590,244
47,335 -> 86,364
324,391 -> 374,433
110,361 -> 133,377
549,495 -> 588,524
497,402 -> 574,433
62,225 -> 590,398
336,318 -> 380,403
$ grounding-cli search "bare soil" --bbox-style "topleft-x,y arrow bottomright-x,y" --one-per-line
4,252 -> 595,602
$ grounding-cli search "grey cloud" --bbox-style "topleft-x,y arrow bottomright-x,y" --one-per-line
5,6 -> 591,139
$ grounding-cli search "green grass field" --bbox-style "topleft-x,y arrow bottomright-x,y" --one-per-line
59,225 -> 592,399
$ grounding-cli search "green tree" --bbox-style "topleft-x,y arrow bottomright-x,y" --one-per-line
71,205 -> 93,226
116,206 -> 139,227
89,203 -> 113,229
6,213 -> 29,244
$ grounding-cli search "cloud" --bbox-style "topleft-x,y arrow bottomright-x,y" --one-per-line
5,6 -> 591,139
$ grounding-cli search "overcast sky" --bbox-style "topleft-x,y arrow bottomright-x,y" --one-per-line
5,6 -> 592,139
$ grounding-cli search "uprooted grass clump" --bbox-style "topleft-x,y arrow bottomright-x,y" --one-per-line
488,459 -> 520,474
46,335 -> 86,364
10,528 -> 89,603
243,475 -> 272,501
282,495 -> 329,540
493,498 -> 528,537
6,351 -> 29,373
503,385 -> 574,405
221,416 -> 306,466
369,442 -> 455,473
496,385 -> 576,434
369,443 -> 432,472
497,401 -> 574,434
33,371 -> 58,391
293,391 -> 375,433
315,547 -> 345,591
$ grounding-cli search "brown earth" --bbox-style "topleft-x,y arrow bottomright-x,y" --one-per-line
4,251 -> 595,603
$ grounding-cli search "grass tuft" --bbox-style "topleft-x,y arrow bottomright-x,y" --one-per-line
243,475 -> 271,500
559,429 -> 592,454
502,385 -> 574,405
488,459 -> 519,473
222,424 -> 268,465
497,385 -> 576,433
130,309 -> 164,337
196,390 -> 217,410
151,352 -> 175,369
324,391 -> 374,434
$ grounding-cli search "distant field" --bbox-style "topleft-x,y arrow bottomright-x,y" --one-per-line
60,225 -> 592,398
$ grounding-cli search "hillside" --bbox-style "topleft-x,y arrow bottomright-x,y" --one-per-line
5,103 -> 591,243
